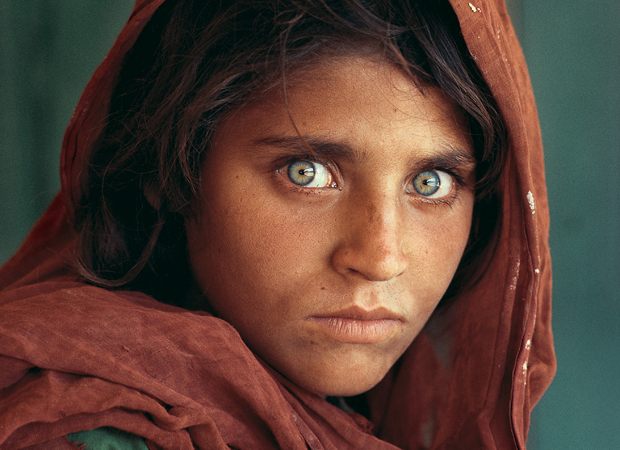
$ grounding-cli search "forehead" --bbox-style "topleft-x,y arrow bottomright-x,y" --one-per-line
214,55 -> 472,163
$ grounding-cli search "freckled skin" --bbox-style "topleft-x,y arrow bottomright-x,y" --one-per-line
185,56 -> 475,397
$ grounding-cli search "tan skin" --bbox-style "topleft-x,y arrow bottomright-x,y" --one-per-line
186,55 -> 476,397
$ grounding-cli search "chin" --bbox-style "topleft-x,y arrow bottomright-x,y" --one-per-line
316,378 -> 383,398
293,362 -> 391,398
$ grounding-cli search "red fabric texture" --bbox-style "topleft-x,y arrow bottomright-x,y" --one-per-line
0,0 -> 555,448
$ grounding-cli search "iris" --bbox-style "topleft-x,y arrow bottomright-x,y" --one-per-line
412,170 -> 441,196
288,160 -> 316,186
286,160 -> 333,188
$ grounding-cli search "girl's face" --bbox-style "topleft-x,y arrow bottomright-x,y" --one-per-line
186,56 -> 475,397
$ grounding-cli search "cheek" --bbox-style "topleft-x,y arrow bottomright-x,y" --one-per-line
409,199 -> 474,292
432,215 -> 472,258
185,185 -> 325,318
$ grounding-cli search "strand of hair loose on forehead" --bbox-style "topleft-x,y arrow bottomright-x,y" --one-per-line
277,0 -> 391,156
278,5 -> 319,158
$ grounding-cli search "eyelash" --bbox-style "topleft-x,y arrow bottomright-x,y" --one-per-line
276,157 -> 468,206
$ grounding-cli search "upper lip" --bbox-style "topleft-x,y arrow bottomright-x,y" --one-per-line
311,305 -> 404,321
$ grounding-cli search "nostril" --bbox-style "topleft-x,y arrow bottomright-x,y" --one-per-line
332,242 -> 408,282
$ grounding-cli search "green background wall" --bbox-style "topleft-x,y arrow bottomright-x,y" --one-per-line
514,1 -> 620,448
0,0 -> 135,258
1,1 -> 619,447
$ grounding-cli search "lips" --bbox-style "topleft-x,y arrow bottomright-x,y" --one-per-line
308,305 -> 404,344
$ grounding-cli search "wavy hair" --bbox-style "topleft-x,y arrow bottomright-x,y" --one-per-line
74,0 -> 507,307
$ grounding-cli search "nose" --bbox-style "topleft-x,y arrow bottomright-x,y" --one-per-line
331,192 -> 409,282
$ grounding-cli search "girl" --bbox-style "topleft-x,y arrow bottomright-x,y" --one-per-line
0,0 -> 555,448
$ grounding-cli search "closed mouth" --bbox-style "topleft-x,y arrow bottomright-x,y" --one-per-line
308,305 -> 403,344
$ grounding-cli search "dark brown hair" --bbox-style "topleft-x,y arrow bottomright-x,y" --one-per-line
74,0 -> 506,307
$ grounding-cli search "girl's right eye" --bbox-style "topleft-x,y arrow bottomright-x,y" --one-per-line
286,160 -> 335,188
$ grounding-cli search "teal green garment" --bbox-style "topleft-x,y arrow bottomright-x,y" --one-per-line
67,427 -> 148,450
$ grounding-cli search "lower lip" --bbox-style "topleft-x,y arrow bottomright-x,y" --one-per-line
308,317 -> 401,344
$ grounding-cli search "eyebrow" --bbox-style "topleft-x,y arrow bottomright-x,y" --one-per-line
253,135 -> 363,161
413,145 -> 477,172
252,135 -> 476,171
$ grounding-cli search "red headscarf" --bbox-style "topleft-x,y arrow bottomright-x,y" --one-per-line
0,0 -> 554,448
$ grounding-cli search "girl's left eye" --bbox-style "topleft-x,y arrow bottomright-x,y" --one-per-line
409,170 -> 455,199
286,160 -> 334,188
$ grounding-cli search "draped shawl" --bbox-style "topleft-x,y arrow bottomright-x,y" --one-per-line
0,0 -> 555,448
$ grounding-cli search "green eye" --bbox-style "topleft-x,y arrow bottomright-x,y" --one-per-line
411,170 -> 453,198
287,160 -> 332,187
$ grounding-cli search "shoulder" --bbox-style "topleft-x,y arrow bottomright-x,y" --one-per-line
67,427 -> 148,450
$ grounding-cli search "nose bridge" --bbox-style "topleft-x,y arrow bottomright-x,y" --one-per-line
332,186 -> 409,282
362,191 -> 400,249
